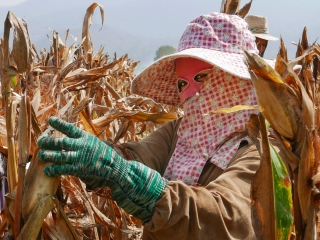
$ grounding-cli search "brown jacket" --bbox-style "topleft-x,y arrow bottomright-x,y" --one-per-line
120,119 -> 265,240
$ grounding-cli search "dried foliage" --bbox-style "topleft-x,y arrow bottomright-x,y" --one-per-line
244,27 -> 320,239
2,0 -> 320,239
0,3 -> 180,239
220,0 -> 253,18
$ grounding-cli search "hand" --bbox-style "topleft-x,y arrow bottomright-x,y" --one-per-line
37,117 -> 116,186
37,117 -> 168,222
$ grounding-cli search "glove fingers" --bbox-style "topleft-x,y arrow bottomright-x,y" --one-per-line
48,117 -> 83,138
44,164 -> 76,177
38,149 -> 77,164
38,128 -> 54,140
37,135 -> 77,151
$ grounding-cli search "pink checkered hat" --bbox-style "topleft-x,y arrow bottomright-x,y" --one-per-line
131,12 -> 259,106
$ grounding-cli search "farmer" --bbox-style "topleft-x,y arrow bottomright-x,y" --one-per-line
245,15 -> 278,57
37,12 -> 271,239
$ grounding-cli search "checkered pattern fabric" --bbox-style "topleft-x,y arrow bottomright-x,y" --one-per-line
163,67 -> 258,185
177,13 -> 257,54
131,12 -> 259,106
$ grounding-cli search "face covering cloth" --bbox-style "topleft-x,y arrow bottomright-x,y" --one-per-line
163,66 -> 259,185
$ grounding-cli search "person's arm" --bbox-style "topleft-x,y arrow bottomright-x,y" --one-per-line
37,117 -> 260,240
144,142 -> 261,240
120,118 -> 181,175
37,117 -> 169,222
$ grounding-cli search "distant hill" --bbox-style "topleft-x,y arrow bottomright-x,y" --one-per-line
0,0 -> 183,74
27,22 -> 178,74
0,0 -> 188,73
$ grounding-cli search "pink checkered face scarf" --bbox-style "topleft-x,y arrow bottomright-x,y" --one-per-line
163,66 -> 259,185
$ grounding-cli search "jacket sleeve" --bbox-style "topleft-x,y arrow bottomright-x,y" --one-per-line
120,119 -> 181,175
143,142 -> 262,240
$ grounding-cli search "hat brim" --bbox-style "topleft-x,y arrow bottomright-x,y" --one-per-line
131,48 -> 272,106
253,33 -> 278,41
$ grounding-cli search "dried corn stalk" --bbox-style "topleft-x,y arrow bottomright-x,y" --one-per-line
0,3 -> 179,239
244,27 -> 320,239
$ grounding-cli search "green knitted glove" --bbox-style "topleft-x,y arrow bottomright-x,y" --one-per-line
37,116 -> 168,222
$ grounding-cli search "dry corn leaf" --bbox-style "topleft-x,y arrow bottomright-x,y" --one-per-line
93,110 -> 177,129
17,195 -> 54,240
82,2 -> 104,56
248,70 -> 299,139
22,151 -> 60,221
59,57 -> 84,82
275,37 -> 288,78
72,97 -> 92,117
244,50 -> 283,84
244,49 -> 315,141
81,187 -> 119,231
113,118 -> 130,143
5,100 -> 18,193
298,130 -> 314,222
236,0 -> 252,18
58,95 -> 76,118
224,0 -> 240,14
42,218 -> 61,240
54,204 -> 81,240
4,11 -> 31,73
247,114 -> 277,240
14,95 -> 30,238
209,105 -> 258,114
302,27 -> 309,51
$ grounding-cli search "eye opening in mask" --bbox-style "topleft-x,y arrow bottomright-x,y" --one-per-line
194,68 -> 212,83
177,79 -> 189,93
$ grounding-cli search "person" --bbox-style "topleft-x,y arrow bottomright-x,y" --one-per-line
245,15 -> 278,57
37,12 -> 275,239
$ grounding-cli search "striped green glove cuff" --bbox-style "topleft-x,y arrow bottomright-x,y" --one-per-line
91,159 -> 168,222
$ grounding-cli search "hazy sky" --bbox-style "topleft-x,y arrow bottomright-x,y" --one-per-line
0,0 -> 319,71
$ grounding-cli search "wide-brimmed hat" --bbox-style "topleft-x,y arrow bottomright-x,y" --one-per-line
131,12 -> 259,106
245,15 -> 278,41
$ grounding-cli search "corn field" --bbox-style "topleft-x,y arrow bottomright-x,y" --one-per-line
0,0 -> 319,239
0,2 -> 180,239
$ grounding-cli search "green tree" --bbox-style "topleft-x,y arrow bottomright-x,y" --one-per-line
154,45 -> 176,61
